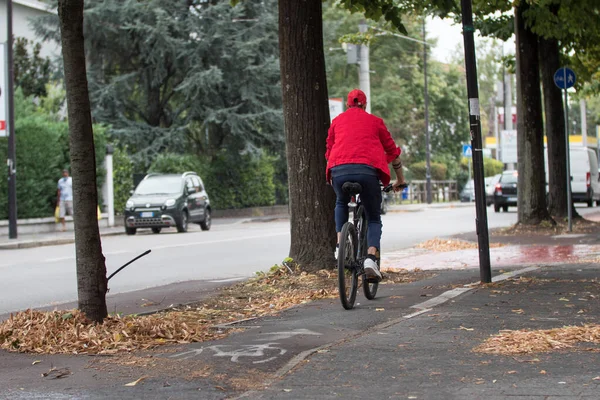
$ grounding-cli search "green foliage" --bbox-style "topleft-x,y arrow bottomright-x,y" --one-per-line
483,157 -> 504,177
336,0 -> 408,33
112,144 -> 134,215
35,0 -> 283,169
0,93 -> 65,219
0,90 -> 109,219
205,151 -> 276,209
149,153 -> 207,176
149,151 -> 277,210
409,161 -> 447,180
459,156 -> 504,177
13,37 -> 52,98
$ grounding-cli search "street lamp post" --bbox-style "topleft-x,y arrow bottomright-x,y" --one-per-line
423,19 -> 432,204
6,0 -> 17,239
460,0 -> 492,283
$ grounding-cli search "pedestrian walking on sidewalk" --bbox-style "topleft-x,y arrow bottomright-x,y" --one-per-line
56,169 -> 74,232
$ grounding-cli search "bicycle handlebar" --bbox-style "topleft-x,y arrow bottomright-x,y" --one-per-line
383,183 -> 408,192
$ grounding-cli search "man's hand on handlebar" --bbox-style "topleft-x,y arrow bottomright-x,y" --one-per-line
383,180 -> 408,193
392,180 -> 407,192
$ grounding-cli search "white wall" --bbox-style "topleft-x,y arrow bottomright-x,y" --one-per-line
0,0 -> 59,59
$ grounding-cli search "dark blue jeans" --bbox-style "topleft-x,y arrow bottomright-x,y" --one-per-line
332,173 -> 382,250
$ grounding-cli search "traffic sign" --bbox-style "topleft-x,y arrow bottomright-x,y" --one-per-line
554,67 -> 576,90
462,144 -> 472,157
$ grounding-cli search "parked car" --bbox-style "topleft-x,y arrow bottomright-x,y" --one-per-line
124,172 -> 211,235
493,170 -> 518,212
460,179 -> 475,202
486,174 -> 501,206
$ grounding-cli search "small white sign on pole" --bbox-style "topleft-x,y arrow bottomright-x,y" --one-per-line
329,98 -> 344,121
500,130 -> 517,164
0,43 -> 7,137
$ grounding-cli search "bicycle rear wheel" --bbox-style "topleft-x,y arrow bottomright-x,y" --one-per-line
357,206 -> 379,300
338,222 -> 359,310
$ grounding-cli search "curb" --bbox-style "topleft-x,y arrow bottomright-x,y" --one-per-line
0,230 -> 124,250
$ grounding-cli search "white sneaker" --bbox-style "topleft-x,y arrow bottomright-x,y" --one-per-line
334,244 -> 339,261
363,258 -> 382,281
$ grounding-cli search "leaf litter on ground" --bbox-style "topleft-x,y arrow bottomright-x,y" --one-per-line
474,324 -> 600,355
0,264 -> 433,355
416,237 -> 504,252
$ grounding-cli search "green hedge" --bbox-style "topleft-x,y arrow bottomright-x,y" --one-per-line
0,92 -> 107,219
409,161 -> 448,180
149,151 -> 277,210
113,143 -> 134,215
0,115 -> 65,219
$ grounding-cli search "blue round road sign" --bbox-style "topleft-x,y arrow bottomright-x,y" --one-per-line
554,67 -> 576,89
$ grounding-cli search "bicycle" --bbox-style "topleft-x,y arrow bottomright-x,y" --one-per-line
337,181 -> 407,310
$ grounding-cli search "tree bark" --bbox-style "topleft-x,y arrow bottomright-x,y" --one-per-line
278,0 -> 336,271
539,37 -> 570,220
58,0 -> 108,322
514,2 -> 553,226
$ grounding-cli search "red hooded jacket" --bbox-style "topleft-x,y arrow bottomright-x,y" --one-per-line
325,107 -> 401,185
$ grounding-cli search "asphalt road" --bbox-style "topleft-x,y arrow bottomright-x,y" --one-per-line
0,204 -> 592,315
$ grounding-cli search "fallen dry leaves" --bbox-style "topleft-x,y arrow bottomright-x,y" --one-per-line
0,265 -> 432,355
496,218 -> 600,237
416,238 -> 504,252
474,324 -> 600,355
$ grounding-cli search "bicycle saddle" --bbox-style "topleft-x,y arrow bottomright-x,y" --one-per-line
342,182 -> 362,195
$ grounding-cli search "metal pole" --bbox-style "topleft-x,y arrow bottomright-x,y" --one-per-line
581,99 -> 587,148
461,0 -> 491,283
358,21 -> 371,114
6,0 -> 17,239
564,71 -> 572,232
423,19 -> 432,204
105,145 -> 114,227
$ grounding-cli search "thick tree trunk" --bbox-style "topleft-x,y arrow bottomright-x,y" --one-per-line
278,0 -> 336,271
514,2 -> 553,226
58,0 -> 108,322
539,37 -> 572,220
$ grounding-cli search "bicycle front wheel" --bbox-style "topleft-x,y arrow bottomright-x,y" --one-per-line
338,222 -> 359,310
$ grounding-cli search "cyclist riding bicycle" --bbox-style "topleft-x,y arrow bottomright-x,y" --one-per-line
326,89 -> 406,282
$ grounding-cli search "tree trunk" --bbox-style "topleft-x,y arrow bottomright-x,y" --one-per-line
539,40 -> 580,221
58,0 -> 108,322
514,2 -> 553,226
278,0 -> 336,271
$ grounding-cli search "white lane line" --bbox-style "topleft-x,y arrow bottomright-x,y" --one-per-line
411,287 -> 472,310
152,231 -> 288,250
209,277 -> 249,283
492,266 -> 540,282
44,256 -> 74,263
411,266 -> 541,311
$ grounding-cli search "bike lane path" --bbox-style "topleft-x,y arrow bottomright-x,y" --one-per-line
251,263 -> 600,400
0,269 -> 480,400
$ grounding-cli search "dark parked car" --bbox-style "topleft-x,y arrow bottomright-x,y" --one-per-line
493,170 -> 518,212
124,172 -> 211,235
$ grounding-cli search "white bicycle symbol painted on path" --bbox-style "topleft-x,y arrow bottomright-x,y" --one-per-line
169,329 -> 321,364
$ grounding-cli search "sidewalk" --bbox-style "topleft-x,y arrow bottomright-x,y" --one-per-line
2,228 -> 600,399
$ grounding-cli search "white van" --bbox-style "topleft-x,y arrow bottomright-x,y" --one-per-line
545,147 -> 600,207
570,147 -> 600,206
